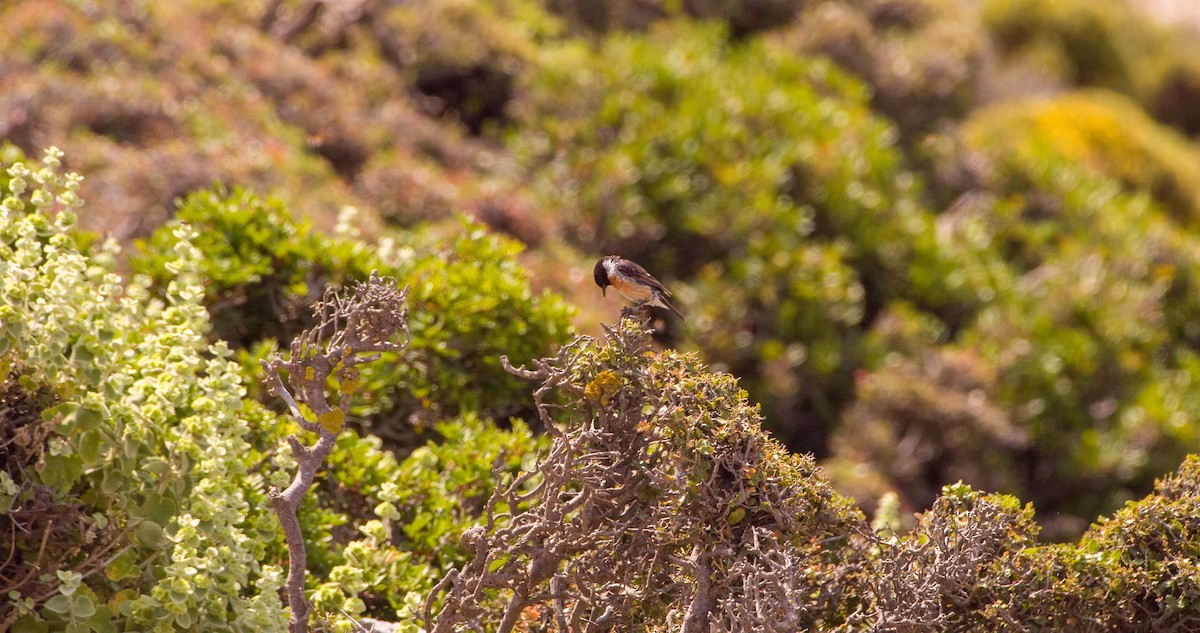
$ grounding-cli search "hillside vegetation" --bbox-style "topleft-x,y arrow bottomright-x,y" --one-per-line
4,0 -> 1200,630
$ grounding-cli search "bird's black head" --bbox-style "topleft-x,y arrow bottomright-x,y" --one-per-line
593,258 -> 611,296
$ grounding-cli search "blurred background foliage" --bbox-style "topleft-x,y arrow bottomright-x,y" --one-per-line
5,0 -> 1200,626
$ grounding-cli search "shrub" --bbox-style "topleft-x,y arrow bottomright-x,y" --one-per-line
0,0 -> 369,235
949,113 -> 1200,534
132,186 -> 378,350
779,0 -> 986,141
1,148 -> 569,631
262,0 -> 563,135
1079,454 -> 1200,626
980,0 -> 1146,95
366,0 -> 542,133
979,0 -> 1200,139
509,22 -> 946,452
132,192 -> 575,447
544,0 -> 800,35
424,321 -> 866,631
863,483 -> 1041,629
127,186 -> 574,624
819,90 -> 1200,535
843,458 -> 1200,628
377,218 -> 576,431
301,414 -> 544,624
965,90 -> 1200,225
826,346 -> 1028,517
0,148 -> 285,632
983,456 -> 1200,628
411,320 -> 1200,630
1148,55 -> 1200,137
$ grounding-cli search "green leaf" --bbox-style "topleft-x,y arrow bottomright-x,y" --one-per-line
43,595 -> 71,615
39,454 -> 83,490
134,520 -> 165,547
105,550 -> 141,582
87,605 -> 117,633
142,458 -> 169,475
11,615 -> 49,633
100,468 -> 123,494
143,492 -> 178,525
728,507 -> 747,525
70,595 -> 95,618
78,430 -> 101,466
73,403 -> 104,433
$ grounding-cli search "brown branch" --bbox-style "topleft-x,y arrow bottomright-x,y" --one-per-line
680,547 -> 715,633
262,274 -> 408,633
0,519 -> 52,595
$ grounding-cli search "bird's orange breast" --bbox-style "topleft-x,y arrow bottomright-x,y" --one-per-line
609,275 -> 654,302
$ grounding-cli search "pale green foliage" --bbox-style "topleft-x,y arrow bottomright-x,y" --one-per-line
304,414 -> 543,624
0,148 -> 284,632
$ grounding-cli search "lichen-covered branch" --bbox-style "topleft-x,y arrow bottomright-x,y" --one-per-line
261,273 -> 409,633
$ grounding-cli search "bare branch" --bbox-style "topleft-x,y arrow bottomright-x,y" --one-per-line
262,273 -> 408,633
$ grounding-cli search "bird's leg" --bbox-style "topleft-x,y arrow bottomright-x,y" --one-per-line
621,301 -> 654,322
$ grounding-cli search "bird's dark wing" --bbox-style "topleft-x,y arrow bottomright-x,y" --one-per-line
614,259 -> 672,296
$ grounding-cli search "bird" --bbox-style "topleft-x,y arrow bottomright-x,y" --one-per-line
593,255 -> 684,320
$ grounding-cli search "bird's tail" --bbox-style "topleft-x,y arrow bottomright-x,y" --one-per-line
659,295 -> 684,320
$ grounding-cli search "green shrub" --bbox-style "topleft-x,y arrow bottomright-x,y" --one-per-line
1079,454 -> 1200,626
128,186 -> 575,624
133,191 -> 575,445
377,218 -> 576,430
980,0 -> 1146,94
864,483 -> 1042,629
780,0 -> 986,140
1,148 -> 573,630
986,456 -> 1200,628
822,90 -> 1200,534
509,22 -> 949,451
0,148 -> 285,632
826,347 -> 1028,517
965,90 -> 1200,225
948,112 -> 1200,532
979,0 -> 1200,139
300,414 -> 543,623
132,187 -> 378,350
855,461 -> 1200,628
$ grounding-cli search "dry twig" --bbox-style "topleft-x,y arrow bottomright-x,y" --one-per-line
261,273 -> 409,633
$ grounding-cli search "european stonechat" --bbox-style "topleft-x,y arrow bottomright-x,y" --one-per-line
593,255 -> 684,320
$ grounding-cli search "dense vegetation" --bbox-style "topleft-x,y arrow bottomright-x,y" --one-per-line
4,0 -> 1200,629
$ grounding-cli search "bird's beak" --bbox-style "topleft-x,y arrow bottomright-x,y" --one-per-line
602,287 -> 607,297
